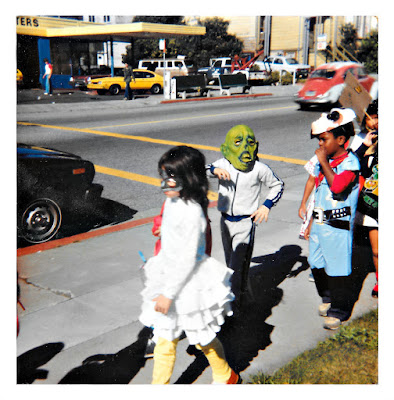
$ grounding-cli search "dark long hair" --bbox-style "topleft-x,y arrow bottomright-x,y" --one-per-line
158,146 -> 209,214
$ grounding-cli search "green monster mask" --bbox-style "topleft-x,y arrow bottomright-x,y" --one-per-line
220,125 -> 259,171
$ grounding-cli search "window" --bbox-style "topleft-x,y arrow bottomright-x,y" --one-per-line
310,69 -> 336,79
174,61 -> 183,68
50,39 -> 101,76
88,16 -> 95,23
104,16 -> 111,23
274,58 -> 283,65
357,67 -> 368,78
167,61 -> 173,68
343,68 -> 355,79
286,58 -> 298,65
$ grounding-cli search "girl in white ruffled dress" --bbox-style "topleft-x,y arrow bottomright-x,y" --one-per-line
139,146 -> 240,384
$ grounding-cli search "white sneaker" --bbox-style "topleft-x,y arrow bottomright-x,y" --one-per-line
323,316 -> 341,330
318,302 -> 331,317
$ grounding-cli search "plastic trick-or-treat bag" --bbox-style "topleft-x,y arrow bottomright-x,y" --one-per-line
299,155 -> 317,240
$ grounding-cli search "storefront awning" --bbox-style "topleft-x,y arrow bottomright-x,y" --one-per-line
16,17 -> 206,41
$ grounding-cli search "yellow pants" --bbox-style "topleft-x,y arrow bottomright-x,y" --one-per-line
152,336 -> 232,384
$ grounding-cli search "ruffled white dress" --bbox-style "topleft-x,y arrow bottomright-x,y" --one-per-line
139,197 -> 234,346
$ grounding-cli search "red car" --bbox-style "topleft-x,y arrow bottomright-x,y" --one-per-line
294,62 -> 378,110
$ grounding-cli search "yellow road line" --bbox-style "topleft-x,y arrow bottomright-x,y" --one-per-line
17,121 -> 308,165
95,164 -> 218,200
91,105 -> 297,129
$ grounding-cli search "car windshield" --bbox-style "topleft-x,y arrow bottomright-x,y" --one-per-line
310,69 -> 336,79
286,58 -> 299,64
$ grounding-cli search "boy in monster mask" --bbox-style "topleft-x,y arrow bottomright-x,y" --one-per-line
207,125 -> 284,298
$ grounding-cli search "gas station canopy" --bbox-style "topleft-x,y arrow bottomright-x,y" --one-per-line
16,16 -> 206,41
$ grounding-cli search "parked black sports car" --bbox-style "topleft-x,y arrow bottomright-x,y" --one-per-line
17,144 -> 103,244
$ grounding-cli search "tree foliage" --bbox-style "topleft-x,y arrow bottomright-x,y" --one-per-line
338,23 -> 378,73
357,30 -> 378,73
340,23 -> 358,57
123,16 -> 243,69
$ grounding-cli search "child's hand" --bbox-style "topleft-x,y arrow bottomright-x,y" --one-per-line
213,168 -> 230,180
366,115 -> 378,131
153,295 -> 172,315
304,226 -> 310,240
363,131 -> 378,147
315,147 -> 328,164
304,219 -> 313,240
298,203 -> 307,220
251,205 -> 269,224
153,226 -> 161,237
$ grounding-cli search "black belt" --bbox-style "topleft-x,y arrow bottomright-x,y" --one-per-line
221,213 -> 251,222
312,207 -> 351,230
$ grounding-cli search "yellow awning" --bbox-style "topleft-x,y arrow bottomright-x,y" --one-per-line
16,16 -> 206,41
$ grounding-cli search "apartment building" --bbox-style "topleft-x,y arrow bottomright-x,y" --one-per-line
225,16 -> 378,67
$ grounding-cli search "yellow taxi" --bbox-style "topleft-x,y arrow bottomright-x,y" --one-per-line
17,69 -> 23,85
87,69 -> 163,95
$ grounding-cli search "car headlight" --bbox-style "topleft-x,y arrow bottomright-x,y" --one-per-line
98,81 -> 102,84
69,77 -> 74,82
317,92 -> 329,99
87,77 -> 91,83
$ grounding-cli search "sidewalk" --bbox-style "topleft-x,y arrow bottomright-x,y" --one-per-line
17,83 -> 301,113
16,168 -> 377,384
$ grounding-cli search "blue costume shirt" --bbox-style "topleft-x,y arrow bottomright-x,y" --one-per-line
308,151 -> 360,277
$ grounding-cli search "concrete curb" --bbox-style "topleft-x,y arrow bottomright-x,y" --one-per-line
161,92 -> 273,104
17,201 -> 219,257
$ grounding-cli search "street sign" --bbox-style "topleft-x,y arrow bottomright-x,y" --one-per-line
159,39 -> 166,52
317,34 -> 327,50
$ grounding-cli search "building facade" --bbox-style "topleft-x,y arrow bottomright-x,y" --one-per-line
16,16 -> 205,89
225,16 -> 378,68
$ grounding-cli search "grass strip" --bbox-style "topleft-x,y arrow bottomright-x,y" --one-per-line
248,309 -> 378,384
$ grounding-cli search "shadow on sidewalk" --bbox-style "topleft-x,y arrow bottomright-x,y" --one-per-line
46,245 -> 306,384
50,246 -> 306,384
174,245 -> 308,383
58,327 -> 152,384
17,342 -> 64,383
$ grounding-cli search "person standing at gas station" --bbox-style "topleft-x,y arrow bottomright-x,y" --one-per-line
42,58 -> 53,95
124,62 -> 136,100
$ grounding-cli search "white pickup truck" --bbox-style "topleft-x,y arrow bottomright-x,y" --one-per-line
197,57 -> 269,82
197,57 -> 233,79
255,55 -> 311,78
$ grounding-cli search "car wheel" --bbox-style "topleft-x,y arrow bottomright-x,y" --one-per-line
109,85 -> 121,95
299,104 -> 310,111
150,84 -> 161,95
20,198 -> 62,244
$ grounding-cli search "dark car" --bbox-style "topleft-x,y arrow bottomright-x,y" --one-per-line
69,66 -> 123,90
17,144 -> 103,244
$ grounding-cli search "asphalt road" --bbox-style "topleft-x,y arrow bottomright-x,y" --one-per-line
17,87 -> 321,218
